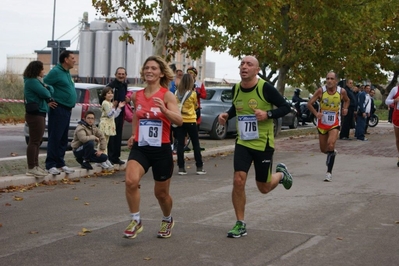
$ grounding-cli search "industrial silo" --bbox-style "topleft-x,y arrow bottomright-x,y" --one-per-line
93,30 -> 111,83
126,30 -> 144,82
109,30 -> 127,77
142,37 -> 154,65
90,19 -> 107,31
78,30 -> 95,82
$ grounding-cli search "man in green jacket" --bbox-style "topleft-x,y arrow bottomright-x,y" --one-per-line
43,50 -> 77,175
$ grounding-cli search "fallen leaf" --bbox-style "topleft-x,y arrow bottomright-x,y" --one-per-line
77,232 -> 86,236
29,231 -> 39,234
81,228 -> 91,233
143,257 -> 152,261
10,152 -> 18,157
74,197 -> 79,200
336,237 -> 343,240
0,223 -> 2,227
395,221 -> 399,224
13,196 -> 23,201
5,203 -> 11,206
84,202 -> 89,205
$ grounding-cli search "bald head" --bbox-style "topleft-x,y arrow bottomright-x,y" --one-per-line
241,56 -> 259,67
239,56 -> 260,83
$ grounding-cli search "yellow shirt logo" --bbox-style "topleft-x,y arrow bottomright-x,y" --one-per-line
248,98 -> 258,109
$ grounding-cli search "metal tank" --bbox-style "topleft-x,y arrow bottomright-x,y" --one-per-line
90,19 -> 107,31
142,37 -> 154,64
78,30 -> 95,81
93,30 -> 111,81
126,30 -> 144,82
109,31 -> 127,77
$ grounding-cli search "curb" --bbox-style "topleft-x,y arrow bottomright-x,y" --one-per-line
0,145 -> 236,189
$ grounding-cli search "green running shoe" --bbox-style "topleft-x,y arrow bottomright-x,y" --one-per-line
276,163 -> 293,190
227,221 -> 247,238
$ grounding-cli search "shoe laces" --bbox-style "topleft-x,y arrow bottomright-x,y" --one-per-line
126,220 -> 139,231
159,220 -> 170,232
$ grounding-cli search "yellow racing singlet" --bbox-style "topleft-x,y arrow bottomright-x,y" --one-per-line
317,86 -> 342,130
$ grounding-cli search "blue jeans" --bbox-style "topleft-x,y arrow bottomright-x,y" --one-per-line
73,141 -> 108,163
355,114 -> 366,140
45,106 -> 71,169
175,122 -> 203,169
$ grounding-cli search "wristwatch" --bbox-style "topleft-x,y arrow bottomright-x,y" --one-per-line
267,111 -> 273,118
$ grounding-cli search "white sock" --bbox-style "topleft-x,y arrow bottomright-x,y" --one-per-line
162,215 -> 172,222
130,212 -> 140,222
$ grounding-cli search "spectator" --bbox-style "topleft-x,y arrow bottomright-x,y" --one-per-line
174,73 -> 206,175
43,50 -> 77,175
99,87 -> 126,169
169,69 -> 183,94
106,67 -> 128,165
355,84 -> 371,141
340,79 -> 357,140
187,66 -> 206,151
71,111 -> 108,170
23,60 -> 55,178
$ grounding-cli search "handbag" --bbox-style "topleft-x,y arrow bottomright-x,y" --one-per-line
172,90 -> 191,128
25,102 -> 39,114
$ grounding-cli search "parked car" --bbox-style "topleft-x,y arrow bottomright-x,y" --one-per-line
24,83 -> 134,145
198,87 -> 282,140
281,97 -> 299,129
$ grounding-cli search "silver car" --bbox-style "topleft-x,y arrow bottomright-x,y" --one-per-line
198,87 -> 282,140
24,83 -> 133,145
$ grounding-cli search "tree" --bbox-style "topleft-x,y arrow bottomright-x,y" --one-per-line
92,0 -> 227,61
92,0 -> 399,96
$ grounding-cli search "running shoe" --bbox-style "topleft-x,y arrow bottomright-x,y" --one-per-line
324,172 -> 332,182
157,218 -> 174,238
178,168 -> 187,175
227,221 -> 247,238
47,167 -> 61,175
276,163 -> 293,190
123,220 -> 143,239
60,166 -> 75,174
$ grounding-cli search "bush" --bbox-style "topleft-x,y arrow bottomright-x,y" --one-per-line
0,71 -> 24,123
0,71 -> 24,100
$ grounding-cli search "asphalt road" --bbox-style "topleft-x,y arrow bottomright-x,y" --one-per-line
1,122 -> 398,266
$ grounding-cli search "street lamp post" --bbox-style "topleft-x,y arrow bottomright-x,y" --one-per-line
48,0 -> 70,68
52,0 -> 56,41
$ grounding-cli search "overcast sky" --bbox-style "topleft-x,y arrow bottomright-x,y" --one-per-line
0,0 -> 241,79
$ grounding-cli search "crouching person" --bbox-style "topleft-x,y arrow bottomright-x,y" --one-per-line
71,111 -> 108,170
